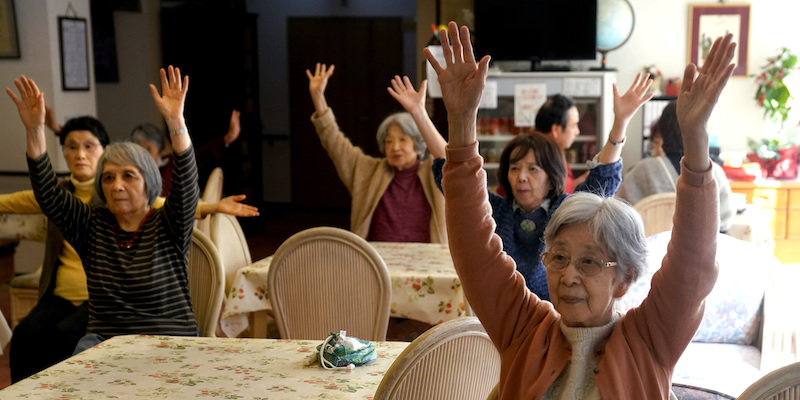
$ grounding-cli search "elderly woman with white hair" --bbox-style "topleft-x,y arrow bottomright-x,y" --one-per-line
7,66 -> 201,352
306,64 -> 446,243
426,21 -> 735,399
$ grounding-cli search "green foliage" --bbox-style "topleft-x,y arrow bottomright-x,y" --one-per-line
754,47 -> 799,124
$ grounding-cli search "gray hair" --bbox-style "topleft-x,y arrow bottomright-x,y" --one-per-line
129,123 -> 166,153
95,142 -> 162,206
376,112 -> 427,158
544,192 -> 648,284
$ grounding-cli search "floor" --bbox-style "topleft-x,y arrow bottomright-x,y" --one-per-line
0,204 -> 433,390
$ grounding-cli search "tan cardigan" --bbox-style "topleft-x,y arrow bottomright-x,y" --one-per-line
311,109 -> 447,244
442,142 -> 719,399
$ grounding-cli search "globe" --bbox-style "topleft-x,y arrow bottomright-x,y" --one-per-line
594,0 -> 635,70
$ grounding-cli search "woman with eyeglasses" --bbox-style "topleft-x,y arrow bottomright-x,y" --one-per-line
426,21 -> 734,398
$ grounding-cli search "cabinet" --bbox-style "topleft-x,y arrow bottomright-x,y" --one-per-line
476,71 -> 616,186
730,180 -> 800,263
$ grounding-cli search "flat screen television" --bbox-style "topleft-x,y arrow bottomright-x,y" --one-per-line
473,0 -> 598,70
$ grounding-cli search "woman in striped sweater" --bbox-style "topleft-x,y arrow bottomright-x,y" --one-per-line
8,66 -> 200,352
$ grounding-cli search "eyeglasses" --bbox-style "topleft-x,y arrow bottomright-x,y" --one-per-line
541,252 -> 617,277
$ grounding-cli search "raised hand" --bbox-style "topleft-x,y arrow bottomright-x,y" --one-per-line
45,101 -> 62,135
423,22 -> 490,148
306,63 -> 334,114
613,72 -> 654,123
6,76 -> 45,133
388,75 -> 427,115
6,76 -> 47,159
149,65 -> 189,127
387,75 -> 447,158
215,194 -> 259,217
677,33 -> 736,172
224,110 -> 241,145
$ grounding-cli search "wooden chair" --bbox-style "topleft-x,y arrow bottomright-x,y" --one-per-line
267,226 -> 390,340
374,317 -> 500,400
633,192 -> 677,236
196,167 -> 224,236
737,361 -> 800,400
210,213 -> 252,295
188,228 -> 225,337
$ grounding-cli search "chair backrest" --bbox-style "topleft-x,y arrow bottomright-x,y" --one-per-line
188,228 -> 225,337
268,226 -> 391,340
374,317 -> 501,400
737,361 -> 800,400
210,213 -> 252,295
633,192 -> 677,236
203,167 -> 224,203
196,167 -> 224,236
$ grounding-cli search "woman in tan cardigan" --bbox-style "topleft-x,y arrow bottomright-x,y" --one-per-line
306,64 -> 446,243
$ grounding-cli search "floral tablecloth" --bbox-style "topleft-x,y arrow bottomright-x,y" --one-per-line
221,242 -> 467,338
1,334 -> 410,399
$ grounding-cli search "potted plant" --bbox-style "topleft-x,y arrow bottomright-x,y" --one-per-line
749,47 -> 800,178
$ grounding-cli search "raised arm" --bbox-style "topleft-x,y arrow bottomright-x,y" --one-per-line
388,76 -> 447,158
596,72 -> 654,164
677,34 -> 736,172
45,102 -> 63,136
149,66 -> 191,153
306,63 -> 335,116
197,194 -> 259,218
6,76 -> 47,160
423,24 -> 491,149
223,110 -> 241,146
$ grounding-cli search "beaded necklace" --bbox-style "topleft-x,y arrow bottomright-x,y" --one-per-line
114,208 -> 153,249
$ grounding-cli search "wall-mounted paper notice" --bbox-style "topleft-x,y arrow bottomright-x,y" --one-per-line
514,83 -> 547,127
479,80 -> 498,109
426,45 -> 445,98
562,77 -> 602,97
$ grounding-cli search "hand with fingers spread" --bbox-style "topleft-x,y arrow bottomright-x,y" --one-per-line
6,76 -> 47,159
150,65 -> 191,153
149,66 -> 189,127
613,72 -> 655,125
677,33 -> 736,173
388,75 -> 428,116
388,75 -> 447,158
306,63 -> 335,115
423,22 -> 491,148
595,72 -> 654,164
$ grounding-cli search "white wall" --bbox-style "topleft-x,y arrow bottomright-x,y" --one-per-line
0,0 -> 95,173
95,0 -> 162,142
583,0 -> 800,167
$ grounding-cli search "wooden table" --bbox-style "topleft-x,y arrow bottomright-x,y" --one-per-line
730,179 -> 800,263
0,334 -> 410,399
220,242 -> 467,338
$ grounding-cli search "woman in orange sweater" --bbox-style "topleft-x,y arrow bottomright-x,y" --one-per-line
426,22 -> 735,399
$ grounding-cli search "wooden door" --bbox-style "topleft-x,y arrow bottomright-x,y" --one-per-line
288,17 -> 404,208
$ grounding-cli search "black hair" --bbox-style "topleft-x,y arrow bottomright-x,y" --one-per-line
534,94 -> 576,133
59,116 -> 110,148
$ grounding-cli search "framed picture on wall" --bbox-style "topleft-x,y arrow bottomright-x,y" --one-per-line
688,3 -> 750,77
58,16 -> 90,90
0,0 -> 20,58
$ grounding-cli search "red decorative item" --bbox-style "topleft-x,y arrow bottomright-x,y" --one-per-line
722,162 -> 763,181
747,144 -> 799,179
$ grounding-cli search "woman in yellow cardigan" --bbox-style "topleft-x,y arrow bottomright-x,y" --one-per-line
306,64 -> 446,243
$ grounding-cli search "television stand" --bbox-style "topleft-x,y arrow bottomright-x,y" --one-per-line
535,64 -> 572,72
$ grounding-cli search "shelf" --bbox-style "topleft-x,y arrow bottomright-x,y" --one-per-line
573,135 -> 596,142
484,162 -> 500,169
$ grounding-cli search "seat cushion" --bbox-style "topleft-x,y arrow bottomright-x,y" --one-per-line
673,342 -> 762,398
616,232 -> 772,345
